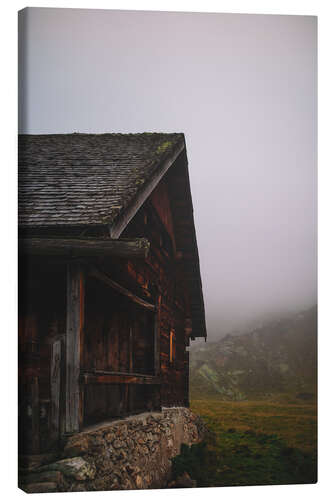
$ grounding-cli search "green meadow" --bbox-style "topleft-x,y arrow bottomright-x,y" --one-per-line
172,397 -> 317,487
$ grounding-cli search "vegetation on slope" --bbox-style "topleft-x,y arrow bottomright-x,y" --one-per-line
190,306 -> 317,400
174,307 -> 318,487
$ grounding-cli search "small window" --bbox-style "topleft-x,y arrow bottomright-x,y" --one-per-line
169,329 -> 176,364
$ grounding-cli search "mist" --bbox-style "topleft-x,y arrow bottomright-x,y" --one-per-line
19,8 -> 317,341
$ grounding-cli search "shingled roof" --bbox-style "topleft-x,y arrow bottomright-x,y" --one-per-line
19,133 -> 184,232
19,132 -> 206,338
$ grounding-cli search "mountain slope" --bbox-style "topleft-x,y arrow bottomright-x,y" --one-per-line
190,306 -> 317,400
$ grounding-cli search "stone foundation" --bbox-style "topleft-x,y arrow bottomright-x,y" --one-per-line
19,407 -> 206,493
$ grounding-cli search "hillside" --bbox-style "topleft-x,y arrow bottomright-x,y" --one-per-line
190,306 -> 317,400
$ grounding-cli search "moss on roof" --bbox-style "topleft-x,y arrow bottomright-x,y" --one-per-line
18,132 -> 185,227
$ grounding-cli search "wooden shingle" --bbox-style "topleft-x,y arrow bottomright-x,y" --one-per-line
19,133 -> 184,229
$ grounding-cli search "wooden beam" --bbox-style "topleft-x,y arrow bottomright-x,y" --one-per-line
19,237 -> 150,259
65,262 -> 84,434
89,267 -> 156,312
109,141 -> 185,238
82,372 -> 161,385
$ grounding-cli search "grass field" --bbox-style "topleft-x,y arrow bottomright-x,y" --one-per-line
172,398 -> 317,487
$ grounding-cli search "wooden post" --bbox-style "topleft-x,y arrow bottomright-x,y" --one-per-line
31,376 -> 40,454
154,295 -> 161,376
154,295 -> 161,410
128,327 -> 133,413
65,262 -> 85,434
50,340 -> 61,443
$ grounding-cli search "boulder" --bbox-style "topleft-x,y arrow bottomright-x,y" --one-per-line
38,456 -> 96,481
21,482 -> 59,493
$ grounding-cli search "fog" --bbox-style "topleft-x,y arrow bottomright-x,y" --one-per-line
19,9 -> 317,341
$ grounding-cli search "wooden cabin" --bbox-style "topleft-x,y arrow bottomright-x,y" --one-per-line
18,133 -> 207,455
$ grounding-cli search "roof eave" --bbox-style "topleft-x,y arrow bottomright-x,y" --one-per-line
108,140 -> 185,239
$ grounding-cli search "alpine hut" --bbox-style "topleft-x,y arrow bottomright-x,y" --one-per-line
18,133 -> 206,455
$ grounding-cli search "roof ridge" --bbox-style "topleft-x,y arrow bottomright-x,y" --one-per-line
19,132 -> 184,137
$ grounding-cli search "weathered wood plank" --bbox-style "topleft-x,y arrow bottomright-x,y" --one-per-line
82,372 -> 161,385
65,262 -> 84,434
31,376 -> 40,454
50,340 -> 61,443
89,267 -> 155,312
19,237 -> 150,259
129,327 -> 133,373
109,141 -> 185,238
84,369 -> 157,377
154,295 -> 161,376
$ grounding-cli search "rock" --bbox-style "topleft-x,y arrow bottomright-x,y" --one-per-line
126,438 -> 134,449
115,449 -> 128,461
169,471 -> 197,488
116,425 -> 128,438
135,475 -> 143,488
38,457 -> 96,481
105,431 -> 115,443
113,439 -> 125,449
63,435 -> 89,457
19,470 -> 64,485
121,478 -> 133,490
107,444 -> 115,455
125,464 -> 137,475
144,474 -> 151,484
21,482 -> 59,493
89,434 -> 106,451
19,408 -> 206,492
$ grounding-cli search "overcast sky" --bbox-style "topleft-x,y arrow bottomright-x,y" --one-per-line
19,8 -> 317,339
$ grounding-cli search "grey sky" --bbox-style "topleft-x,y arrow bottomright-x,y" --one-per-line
19,8 -> 317,339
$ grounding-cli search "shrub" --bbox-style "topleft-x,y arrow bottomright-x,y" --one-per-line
171,439 -> 219,487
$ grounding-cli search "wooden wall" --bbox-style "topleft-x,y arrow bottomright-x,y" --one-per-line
82,174 -> 191,422
121,175 -> 191,408
19,160 -> 194,452
82,278 -> 157,425
18,257 -> 66,453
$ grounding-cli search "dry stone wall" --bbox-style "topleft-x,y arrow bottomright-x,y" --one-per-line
19,407 -> 206,493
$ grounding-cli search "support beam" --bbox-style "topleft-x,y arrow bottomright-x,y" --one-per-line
65,262 -> 84,434
82,372 -> 161,385
109,142 -> 185,238
19,237 -> 150,259
154,295 -> 161,375
89,267 -> 155,312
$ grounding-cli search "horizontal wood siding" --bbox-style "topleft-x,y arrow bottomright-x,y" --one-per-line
82,275 -> 157,424
18,151 -> 199,443
121,174 -> 191,408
